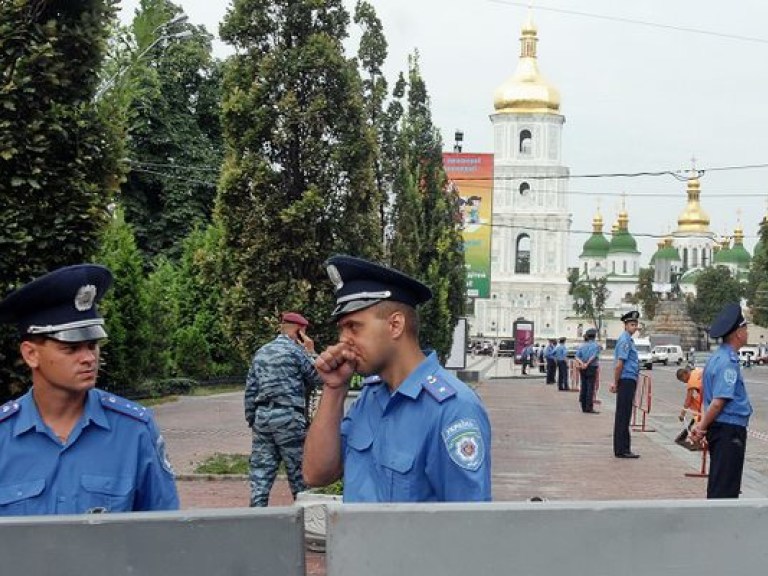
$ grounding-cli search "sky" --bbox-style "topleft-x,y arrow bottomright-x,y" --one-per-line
119,0 -> 768,265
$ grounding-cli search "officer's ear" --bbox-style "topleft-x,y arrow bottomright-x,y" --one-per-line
388,310 -> 406,340
20,338 -> 43,369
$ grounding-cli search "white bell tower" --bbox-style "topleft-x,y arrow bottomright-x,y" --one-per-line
475,14 -> 571,340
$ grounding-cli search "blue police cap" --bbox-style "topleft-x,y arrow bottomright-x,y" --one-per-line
621,310 -> 640,323
584,328 -> 597,339
325,255 -> 432,319
709,302 -> 746,339
0,264 -> 112,342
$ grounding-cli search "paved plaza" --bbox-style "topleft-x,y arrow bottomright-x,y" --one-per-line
152,363 -> 768,574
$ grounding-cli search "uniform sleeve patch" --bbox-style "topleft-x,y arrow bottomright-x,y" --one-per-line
724,368 -> 738,386
442,418 -> 484,471
156,435 -> 175,475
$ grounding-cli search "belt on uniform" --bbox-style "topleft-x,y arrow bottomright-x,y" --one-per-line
254,401 -> 305,415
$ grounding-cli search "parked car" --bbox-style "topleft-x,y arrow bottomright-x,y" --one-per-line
566,344 -> 579,358
651,345 -> 684,366
739,346 -> 764,366
498,339 -> 516,357
634,338 -> 653,370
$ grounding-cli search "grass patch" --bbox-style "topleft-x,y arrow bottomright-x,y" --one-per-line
313,480 -> 343,496
195,453 -> 250,475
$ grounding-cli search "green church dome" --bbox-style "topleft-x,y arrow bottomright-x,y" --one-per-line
580,233 -> 610,258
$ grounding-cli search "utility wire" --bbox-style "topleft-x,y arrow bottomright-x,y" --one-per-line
127,159 -> 221,173
487,0 -> 768,45
130,167 -> 217,187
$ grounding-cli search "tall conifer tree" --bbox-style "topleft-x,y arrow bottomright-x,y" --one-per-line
217,0 -> 382,358
389,55 -> 466,358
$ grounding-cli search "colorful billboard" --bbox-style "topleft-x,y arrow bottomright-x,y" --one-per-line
443,152 -> 494,299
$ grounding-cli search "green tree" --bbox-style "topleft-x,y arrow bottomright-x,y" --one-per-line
216,0 -> 383,359
100,0 -> 224,260
0,0 -> 119,400
354,0 -> 390,239
388,55 -> 466,358
747,222 -> 768,326
96,208 -> 150,396
571,277 -> 610,337
687,266 -> 744,327
631,267 -> 659,320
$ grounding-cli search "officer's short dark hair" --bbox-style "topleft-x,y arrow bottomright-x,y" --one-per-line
374,300 -> 419,338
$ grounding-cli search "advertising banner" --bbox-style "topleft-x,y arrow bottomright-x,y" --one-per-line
443,153 -> 494,299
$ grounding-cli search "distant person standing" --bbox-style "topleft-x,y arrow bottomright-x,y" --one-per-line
575,328 -> 600,413
610,311 -> 640,458
690,303 -> 752,499
521,344 -> 532,375
537,343 -> 546,374
244,312 -> 323,506
544,338 -> 557,384
554,337 -> 568,391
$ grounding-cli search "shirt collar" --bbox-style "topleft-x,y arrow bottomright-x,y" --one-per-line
396,352 -> 440,400
13,388 -> 110,437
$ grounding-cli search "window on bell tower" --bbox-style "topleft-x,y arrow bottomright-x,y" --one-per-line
515,234 -> 531,274
519,182 -> 530,196
519,130 -> 532,155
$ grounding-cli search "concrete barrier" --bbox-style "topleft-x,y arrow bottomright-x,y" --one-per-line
0,507 -> 305,576
326,500 -> 768,576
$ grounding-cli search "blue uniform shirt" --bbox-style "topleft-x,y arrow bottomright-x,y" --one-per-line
703,343 -> 752,428
614,331 -> 639,380
340,352 -> 492,503
576,341 -> 600,368
544,344 -> 555,360
554,344 -> 567,362
0,388 -> 179,516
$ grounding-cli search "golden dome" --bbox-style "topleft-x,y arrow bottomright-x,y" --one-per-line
592,209 -> 604,233
734,223 -> 744,244
493,15 -> 561,114
676,173 -> 711,233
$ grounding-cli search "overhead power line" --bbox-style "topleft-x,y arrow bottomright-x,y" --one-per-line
487,0 -> 768,45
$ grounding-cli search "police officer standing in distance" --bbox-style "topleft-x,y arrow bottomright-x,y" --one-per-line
0,265 -> 179,515
611,311 -> 641,458
303,255 -> 492,502
575,328 -> 600,413
244,311 -> 323,506
690,303 -> 752,498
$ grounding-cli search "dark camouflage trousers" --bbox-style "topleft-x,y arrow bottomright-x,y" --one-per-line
249,406 -> 307,506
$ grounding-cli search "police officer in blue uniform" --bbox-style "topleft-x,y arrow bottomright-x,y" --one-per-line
303,255 -> 492,502
544,338 -> 557,384
575,328 -> 600,413
690,303 -> 752,498
611,311 -> 641,458
554,337 -> 569,390
0,265 -> 179,515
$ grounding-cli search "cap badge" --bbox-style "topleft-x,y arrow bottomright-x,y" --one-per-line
327,264 -> 343,290
74,285 -> 97,312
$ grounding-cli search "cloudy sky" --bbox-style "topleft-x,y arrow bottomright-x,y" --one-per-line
120,0 -> 768,264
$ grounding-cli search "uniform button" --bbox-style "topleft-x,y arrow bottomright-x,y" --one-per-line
17,491 -> 22,497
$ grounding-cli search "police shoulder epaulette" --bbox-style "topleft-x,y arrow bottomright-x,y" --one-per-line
361,375 -> 384,386
99,392 -> 149,422
422,374 -> 457,403
0,399 -> 21,423
728,350 -> 740,363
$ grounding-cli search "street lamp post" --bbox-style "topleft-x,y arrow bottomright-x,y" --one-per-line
95,16 -> 192,101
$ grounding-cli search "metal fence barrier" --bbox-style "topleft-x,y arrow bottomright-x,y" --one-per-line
325,500 -> 768,576
0,507 -> 305,576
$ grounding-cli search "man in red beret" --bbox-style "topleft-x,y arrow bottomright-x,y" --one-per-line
244,311 -> 322,506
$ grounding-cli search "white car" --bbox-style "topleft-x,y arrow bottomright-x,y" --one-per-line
739,346 -> 764,366
651,345 -> 684,366
634,338 -> 654,370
